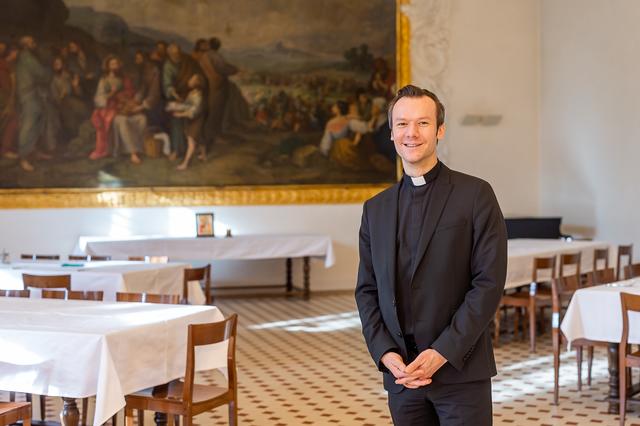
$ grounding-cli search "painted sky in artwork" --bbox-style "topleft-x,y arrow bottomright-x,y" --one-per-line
64,0 -> 395,58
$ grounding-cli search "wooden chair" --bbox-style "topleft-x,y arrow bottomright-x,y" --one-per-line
593,247 -> 610,271
116,292 -> 181,305
619,292 -> 640,426
624,263 -> 640,280
22,274 -> 71,290
183,265 -> 211,305
552,271 -> 585,404
0,401 -> 31,426
495,256 -> 555,352
617,244 -> 634,280
559,252 -> 581,278
42,290 -> 104,301
124,314 -> 238,426
0,289 -> 30,298
20,254 -> 60,260
68,255 -> 111,261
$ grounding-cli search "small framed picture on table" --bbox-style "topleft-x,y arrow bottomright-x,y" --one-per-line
196,213 -> 214,237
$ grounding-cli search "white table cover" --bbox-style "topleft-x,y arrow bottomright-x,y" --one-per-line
506,239 -> 612,289
0,260 -> 205,305
0,298 -> 224,426
78,234 -> 336,268
561,278 -> 640,345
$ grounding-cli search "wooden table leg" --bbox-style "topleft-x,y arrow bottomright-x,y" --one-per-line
60,397 -> 80,426
154,412 -> 168,426
286,258 -> 293,293
608,343 -> 619,414
303,256 -> 310,301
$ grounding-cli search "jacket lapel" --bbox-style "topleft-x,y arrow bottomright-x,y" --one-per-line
379,182 -> 399,297
410,165 -> 453,284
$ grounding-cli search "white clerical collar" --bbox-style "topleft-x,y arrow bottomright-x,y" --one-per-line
411,176 -> 426,186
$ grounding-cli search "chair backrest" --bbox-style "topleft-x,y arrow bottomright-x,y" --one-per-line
593,247 -> 610,271
183,314 -> 238,404
182,264 -> 211,303
620,292 -> 640,349
0,290 -> 30,298
42,290 -> 104,301
587,267 -> 616,286
559,252 -> 581,278
68,255 -> 111,261
529,256 -> 556,296
624,263 -> 640,280
20,254 -> 60,260
116,292 -> 180,304
617,244 -> 634,280
551,273 -> 582,315
22,274 -> 71,290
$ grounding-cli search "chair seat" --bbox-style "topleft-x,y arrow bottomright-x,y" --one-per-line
627,350 -> 640,367
0,401 -> 31,424
502,290 -> 552,306
126,379 -> 231,416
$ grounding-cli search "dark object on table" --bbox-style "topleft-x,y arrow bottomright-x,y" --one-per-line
505,217 -> 563,240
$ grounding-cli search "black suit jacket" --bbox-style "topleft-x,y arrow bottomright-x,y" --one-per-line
355,163 -> 507,393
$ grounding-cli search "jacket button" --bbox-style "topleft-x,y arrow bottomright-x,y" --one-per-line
392,299 -> 396,306
397,332 -> 402,337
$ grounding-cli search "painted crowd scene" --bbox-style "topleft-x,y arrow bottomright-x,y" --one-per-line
0,0 -> 397,188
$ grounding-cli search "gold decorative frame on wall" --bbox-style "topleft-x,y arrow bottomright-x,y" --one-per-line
0,0 -> 411,209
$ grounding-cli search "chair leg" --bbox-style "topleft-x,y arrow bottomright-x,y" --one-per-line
619,355 -> 626,426
112,411 -> 118,426
168,414 -> 175,426
513,308 -> 520,341
39,395 -> 45,421
576,346 -> 583,391
587,346 -> 594,386
138,409 -> 144,426
82,397 -> 88,426
183,416 -> 192,426
529,301 -> 537,352
553,328 -> 560,405
125,408 -> 135,426
229,400 -> 238,426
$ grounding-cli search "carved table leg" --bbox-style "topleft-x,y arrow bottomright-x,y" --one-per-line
154,412 -> 168,426
303,256 -> 310,301
608,343 -> 619,414
61,397 -> 80,426
286,257 -> 293,293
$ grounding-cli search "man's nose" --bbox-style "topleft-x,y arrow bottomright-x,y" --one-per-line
406,122 -> 418,136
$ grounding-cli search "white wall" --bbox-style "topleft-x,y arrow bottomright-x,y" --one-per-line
540,0 -> 640,247
0,0 -> 542,290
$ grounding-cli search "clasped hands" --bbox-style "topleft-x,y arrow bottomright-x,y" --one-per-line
381,349 -> 447,389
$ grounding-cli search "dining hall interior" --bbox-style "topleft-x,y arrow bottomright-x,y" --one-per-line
2,0 -> 640,425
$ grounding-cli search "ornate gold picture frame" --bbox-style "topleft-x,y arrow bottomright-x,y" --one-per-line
0,0 -> 410,208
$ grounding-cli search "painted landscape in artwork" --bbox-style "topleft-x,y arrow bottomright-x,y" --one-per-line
0,0 -> 397,188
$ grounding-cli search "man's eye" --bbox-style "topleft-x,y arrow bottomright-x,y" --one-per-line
396,122 -> 407,127
419,121 -> 429,126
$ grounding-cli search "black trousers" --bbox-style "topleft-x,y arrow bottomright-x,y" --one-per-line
387,378 -> 492,426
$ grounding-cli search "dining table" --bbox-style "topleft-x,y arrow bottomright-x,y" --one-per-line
78,234 -> 336,299
506,238 -> 612,290
0,259 -> 206,304
561,277 -> 640,413
0,297 -> 225,426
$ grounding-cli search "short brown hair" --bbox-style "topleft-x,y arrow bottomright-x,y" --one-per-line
387,84 -> 445,129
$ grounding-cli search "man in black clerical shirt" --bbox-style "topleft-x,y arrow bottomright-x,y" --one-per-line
355,85 -> 507,425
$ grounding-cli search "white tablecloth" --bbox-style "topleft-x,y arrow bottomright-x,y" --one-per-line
78,234 -> 336,268
0,298 -> 225,426
506,239 -> 612,289
0,260 -> 205,305
561,278 -> 640,345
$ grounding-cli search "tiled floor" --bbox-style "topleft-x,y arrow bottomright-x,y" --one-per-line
4,294 -> 640,425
